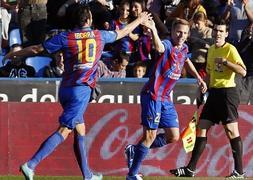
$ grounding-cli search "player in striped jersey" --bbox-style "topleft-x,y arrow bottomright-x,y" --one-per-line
4,4 -> 151,180
125,18 -> 207,180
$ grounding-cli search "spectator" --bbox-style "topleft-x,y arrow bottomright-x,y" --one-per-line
167,0 -> 207,22
202,0 -> 228,23
237,24 -> 253,104
129,0 -> 168,74
146,0 -> 163,18
89,0 -> 113,30
223,0 -> 253,46
44,51 -> 64,78
110,0 -> 136,57
57,0 -> 112,17
91,53 -> 129,103
133,61 -> 147,78
47,0 -> 69,30
131,0 -> 169,39
18,0 -> 48,45
188,11 -> 214,78
0,6 -> 11,54
0,44 -> 35,77
1,0 -> 19,27
98,52 -> 129,78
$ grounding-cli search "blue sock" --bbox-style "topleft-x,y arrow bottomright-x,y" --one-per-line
74,135 -> 93,179
150,133 -> 167,148
27,132 -> 64,170
128,143 -> 149,176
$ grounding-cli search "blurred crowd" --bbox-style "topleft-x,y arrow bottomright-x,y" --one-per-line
0,0 -> 253,80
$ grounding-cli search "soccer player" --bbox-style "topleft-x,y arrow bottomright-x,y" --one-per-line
125,18 -> 207,180
4,4 -> 151,180
170,19 -> 247,178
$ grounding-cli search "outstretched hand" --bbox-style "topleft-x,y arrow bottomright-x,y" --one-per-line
142,19 -> 155,30
138,12 -> 152,25
243,0 -> 248,5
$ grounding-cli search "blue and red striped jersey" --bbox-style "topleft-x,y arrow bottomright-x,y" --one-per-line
43,27 -> 117,88
110,19 -> 134,53
142,39 -> 189,102
138,32 -> 152,61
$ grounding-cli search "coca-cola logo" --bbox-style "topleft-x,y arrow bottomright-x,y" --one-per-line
84,106 -> 253,177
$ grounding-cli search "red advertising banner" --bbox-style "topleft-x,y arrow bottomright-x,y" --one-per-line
0,103 -> 252,177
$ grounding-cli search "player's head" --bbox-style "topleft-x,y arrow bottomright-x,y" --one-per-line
171,18 -> 190,48
66,4 -> 92,29
213,18 -> 229,47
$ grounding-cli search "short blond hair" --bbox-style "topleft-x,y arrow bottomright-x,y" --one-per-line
172,18 -> 190,30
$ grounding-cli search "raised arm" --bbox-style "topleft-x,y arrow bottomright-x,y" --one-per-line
244,0 -> 253,22
223,0 -> 233,21
115,12 -> 152,40
142,19 -> 165,53
3,44 -> 44,64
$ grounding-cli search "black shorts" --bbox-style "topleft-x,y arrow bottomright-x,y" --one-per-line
199,87 -> 240,125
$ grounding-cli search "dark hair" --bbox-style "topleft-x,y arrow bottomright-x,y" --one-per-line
213,18 -> 229,32
118,52 -> 130,63
134,61 -> 146,69
119,0 -> 130,9
131,0 -> 147,11
66,3 -> 91,29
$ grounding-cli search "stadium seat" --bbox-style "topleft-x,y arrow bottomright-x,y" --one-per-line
25,56 -> 52,77
9,28 -> 22,47
0,55 -> 4,68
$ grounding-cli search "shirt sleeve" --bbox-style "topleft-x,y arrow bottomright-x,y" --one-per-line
162,39 -> 172,54
100,30 -> 117,44
42,33 -> 66,54
229,45 -> 246,69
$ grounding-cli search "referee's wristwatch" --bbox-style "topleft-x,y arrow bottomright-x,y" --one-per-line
223,60 -> 228,66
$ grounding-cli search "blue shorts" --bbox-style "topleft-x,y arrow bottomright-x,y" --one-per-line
141,93 -> 179,129
58,85 -> 91,129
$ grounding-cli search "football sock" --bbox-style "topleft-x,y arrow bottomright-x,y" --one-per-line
187,136 -> 207,171
128,143 -> 149,176
74,134 -> 93,179
150,133 -> 167,148
27,131 -> 64,170
230,136 -> 243,174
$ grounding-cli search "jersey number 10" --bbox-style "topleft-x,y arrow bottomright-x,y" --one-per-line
77,39 -> 97,64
